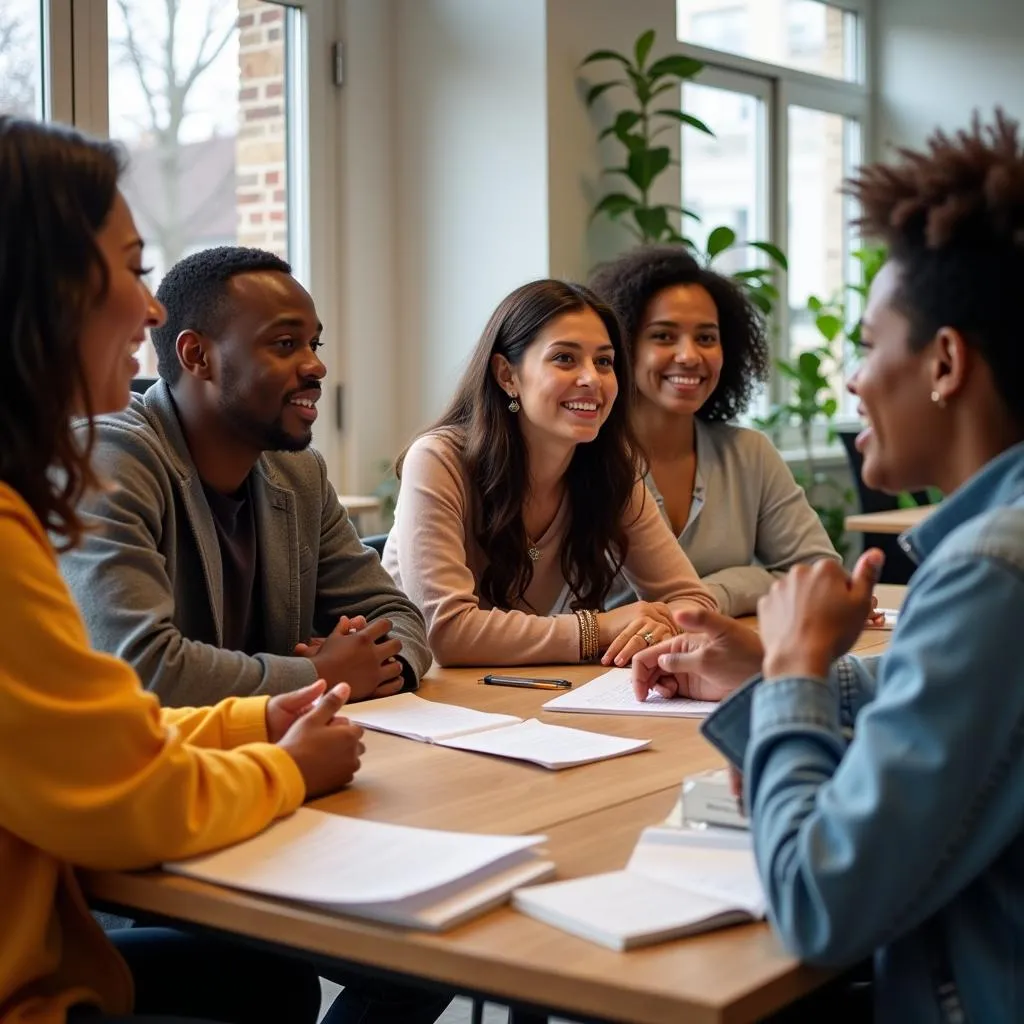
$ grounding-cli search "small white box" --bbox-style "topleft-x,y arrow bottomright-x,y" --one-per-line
681,768 -> 749,831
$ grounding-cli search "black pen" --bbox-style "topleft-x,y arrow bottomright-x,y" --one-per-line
480,674 -> 573,691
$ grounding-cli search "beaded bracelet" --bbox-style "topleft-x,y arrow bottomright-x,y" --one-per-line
573,608 -> 600,663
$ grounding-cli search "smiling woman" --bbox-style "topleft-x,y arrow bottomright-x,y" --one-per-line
591,245 -> 841,616
381,278 -> 716,668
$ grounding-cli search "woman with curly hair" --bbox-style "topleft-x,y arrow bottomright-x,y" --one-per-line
637,110 -> 1024,1021
590,246 -> 840,616
382,279 -> 715,668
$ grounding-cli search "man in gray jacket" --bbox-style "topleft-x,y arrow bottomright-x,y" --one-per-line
61,246 -> 431,709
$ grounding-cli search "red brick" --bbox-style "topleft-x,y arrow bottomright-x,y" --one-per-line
239,86 -> 258,101
272,188 -> 286,203
260,7 -> 282,23
244,105 -> 282,122
265,170 -> 280,184
250,212 -> 265,225
265,81 -> 284,98
238,193 -> 260,205
269,210 -> 285,222
268,27 -> 282,42
237,12 -> 255,28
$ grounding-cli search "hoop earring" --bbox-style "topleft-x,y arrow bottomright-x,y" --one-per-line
507,393 -> 520,413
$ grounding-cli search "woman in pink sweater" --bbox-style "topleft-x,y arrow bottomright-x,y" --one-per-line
382,279 -> 715,667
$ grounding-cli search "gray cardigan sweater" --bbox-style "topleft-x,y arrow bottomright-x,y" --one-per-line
60,380 -> 429,705
609,421 -> 841,616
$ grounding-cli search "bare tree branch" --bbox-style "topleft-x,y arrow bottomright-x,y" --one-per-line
115,0 -> 160,132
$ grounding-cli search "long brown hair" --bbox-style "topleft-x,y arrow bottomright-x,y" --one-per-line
398,279 -> 643,610
0,117 -> 123,548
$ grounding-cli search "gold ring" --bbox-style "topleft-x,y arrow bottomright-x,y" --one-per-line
641,630 -> 656,647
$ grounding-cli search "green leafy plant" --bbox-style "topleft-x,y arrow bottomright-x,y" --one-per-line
757,246 -> 888,555
373,458 -> 399,532
581,29 -> 786,313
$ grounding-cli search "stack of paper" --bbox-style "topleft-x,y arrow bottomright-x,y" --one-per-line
513,826 -> 764,950
344,692 -> 652,769
166,808 -> 555,931
543,668 -> 717,718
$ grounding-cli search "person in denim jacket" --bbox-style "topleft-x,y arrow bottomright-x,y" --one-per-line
632,110 -> 1024,1023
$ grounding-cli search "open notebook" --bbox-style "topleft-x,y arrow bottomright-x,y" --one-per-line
543,668 -> 717,718
166,807 -> 555,931
513,826 -> 764,951
344,692 -> 651,769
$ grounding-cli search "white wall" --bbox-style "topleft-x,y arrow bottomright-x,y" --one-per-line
546,0 -> 680,282
875,0 -> 1024,152
393,0 -> 550,439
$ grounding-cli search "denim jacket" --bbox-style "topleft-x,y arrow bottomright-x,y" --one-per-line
702,441 -> 1024,1024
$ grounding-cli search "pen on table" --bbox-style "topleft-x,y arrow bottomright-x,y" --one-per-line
480,674 -> 573,691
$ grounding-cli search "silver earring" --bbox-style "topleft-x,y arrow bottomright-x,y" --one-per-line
931,390 -> 946,409
507,393 -> 520,413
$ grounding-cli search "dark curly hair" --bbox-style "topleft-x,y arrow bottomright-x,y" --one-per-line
588,244 -> 770,422
846,109 -> 1024,424
151,245 -> 290,385
398,279 -> 642,611
0,116 -> 123,549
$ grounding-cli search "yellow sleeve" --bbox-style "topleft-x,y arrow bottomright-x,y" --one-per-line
160,695 -> 271,750
0,497 -> 305,871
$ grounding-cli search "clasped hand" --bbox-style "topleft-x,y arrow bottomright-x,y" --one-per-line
294,614 -> 405,701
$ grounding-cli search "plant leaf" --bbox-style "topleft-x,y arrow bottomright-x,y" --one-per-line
807,295 -> 823,312
598,110 -> 641,141
747,241 -> 788,270
733,268 -> 772,281
585,81 -> 624,106
647,55 -> 704,80
591,193 -> 640,221
579,49 -> 631,68
634,30 -> 656,69
747,290 -> 772,314
626,146 -> 671,191
822,397 -> 838,417
706,225 -> 737,259
654,108 -> 715,136
633,206 -> 669,241
815,314 -> 843,341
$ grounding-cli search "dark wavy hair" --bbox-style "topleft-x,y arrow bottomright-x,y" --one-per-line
398,279 -> 643,611
846,109 -> 1024,423
0,117 -> 124,549
589,244 -> 770,422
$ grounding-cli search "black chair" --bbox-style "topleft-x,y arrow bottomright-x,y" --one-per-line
130,375 -> 158,395
361,533 -> 388,557
838,430 -> 931,584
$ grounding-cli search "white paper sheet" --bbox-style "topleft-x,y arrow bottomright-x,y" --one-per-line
543,668 -> 717,718
166,807 -> 545,905
436,718 -> 651,769
344,692 -> 522,741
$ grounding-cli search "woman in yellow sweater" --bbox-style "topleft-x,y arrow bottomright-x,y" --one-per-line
0,119 -> 367,1022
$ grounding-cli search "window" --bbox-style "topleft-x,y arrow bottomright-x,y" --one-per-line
107,0 -> 298,374
678,0 -> 860,82
677,0 -> 868,425
0,0 -> 43,118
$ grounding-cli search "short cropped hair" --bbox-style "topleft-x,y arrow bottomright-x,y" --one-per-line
150,245 -> 291,384
847,109 -> 1024,422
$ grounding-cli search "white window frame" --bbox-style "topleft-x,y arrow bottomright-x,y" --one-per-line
675,1 -> 873,445
53,0 -> 344,478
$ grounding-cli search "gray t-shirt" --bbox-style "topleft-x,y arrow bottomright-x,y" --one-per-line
607,421 -> 841,616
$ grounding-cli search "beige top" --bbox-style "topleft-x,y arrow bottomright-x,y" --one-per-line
382,431 -> 716,666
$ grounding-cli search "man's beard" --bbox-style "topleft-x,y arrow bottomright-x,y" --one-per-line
218,372 -> 314,453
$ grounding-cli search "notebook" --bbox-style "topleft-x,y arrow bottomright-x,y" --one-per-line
344,692 -> 651,770
166,807 -> 555,931
512,826 -> 764,951
542,668 -> 717,718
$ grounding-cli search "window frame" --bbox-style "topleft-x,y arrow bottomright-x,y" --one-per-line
675,2 -> 872,438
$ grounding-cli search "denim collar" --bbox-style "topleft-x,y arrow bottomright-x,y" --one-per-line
903,440 -> 1024,562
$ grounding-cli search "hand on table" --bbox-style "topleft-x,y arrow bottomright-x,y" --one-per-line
298,615 -> 404,701
598,601 -> 677,667
631,607 -> 764,702
759,549 -> 885,680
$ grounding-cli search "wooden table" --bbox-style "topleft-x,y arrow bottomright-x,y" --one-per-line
845,505 -> 932,535
84,591 -> 905,1024
337,493 -> 384,536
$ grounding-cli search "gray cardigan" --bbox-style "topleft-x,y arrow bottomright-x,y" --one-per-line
610,421 -> 841,616
60,380 -> 430,705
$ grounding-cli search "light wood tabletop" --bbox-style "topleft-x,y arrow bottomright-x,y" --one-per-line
845,504 -> 932,534
83,591 -> 906,1024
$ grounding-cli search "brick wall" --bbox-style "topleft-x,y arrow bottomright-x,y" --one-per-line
236,0 -> 288,257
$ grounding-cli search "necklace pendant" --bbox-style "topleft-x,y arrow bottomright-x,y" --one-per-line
528,545 -> 541,562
